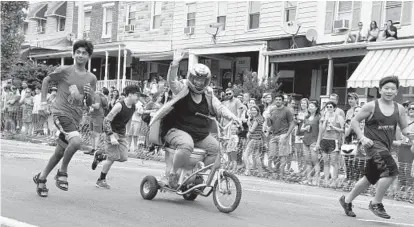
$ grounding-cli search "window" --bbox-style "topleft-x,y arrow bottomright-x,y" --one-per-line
57,17 -> 65,31
371,1 -> 412,26
337,1 -> 353,21
248,1 -> 260,29
37,20 -> 46,33
385,1 -> 402,23
151,2 -> 162,29
325,1 -> 361,32
187,3 -> 196,27
217,2 -> 227,30
285,1 -> 297,22
84,11 -> 91,32
103,7 -> 113,37
128,5 -> 136,25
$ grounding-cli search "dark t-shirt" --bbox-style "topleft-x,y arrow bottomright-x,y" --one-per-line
267,106 -> 294,136
164,93 -> 210,142
385,26 -> 398,39
49,66 -> 97,125
303,115 -> 321,146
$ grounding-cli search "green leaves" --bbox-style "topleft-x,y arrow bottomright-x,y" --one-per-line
1,1 -> 29,80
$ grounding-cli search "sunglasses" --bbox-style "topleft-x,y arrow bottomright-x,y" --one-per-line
409,107 -> 414,111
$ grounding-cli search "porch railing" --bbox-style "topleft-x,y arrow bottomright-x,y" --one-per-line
96,79 -> 139,91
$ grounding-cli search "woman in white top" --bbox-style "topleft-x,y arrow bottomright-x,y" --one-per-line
367,21 -> 380,42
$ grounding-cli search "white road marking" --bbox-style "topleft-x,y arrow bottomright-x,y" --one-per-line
1,216 -> 38,227
357,219 -> 414,226
244,188 -> 414,210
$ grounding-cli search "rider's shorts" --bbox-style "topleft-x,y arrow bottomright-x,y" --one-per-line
106,133 -> 129,162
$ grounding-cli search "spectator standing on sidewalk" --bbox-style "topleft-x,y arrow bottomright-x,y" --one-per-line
266,94 -> 295,177
19,87 -> 34,135
316,101 -> 344,186
243,105 -> 264,176
109,89 -> 119,110
84,89 -> 107,156
126,94 -> 144,152
47,87 -> 58,138
301,100 -> 321,184
32,86 -> 47,136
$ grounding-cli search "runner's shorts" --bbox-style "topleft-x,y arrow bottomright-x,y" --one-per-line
53,115 -> 81,148
106,133 -> 128,162
364,141 -> 399,185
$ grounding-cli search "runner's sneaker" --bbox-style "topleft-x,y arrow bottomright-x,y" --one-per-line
369,201 -> 390,219
96,179 -> 111,189
339,195 -> 356,217
167,172 -> 179,189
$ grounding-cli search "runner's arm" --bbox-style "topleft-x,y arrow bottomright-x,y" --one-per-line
351,102 -> 374,140
103,102 -> 122,136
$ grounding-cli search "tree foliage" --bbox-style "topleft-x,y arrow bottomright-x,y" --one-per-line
1,1 -> 29,80
8,62 -> 57,88
238,71 -> 283,100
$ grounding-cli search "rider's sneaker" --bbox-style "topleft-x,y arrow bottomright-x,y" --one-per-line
339,195 -> 356,217
96,179 -> 111,189
369,201 -> 391,219
167,172 -> 179,189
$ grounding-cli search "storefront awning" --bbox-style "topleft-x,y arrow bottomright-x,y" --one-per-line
347,39 -> 414,88
28,3 -> 47,20
45,1 -> 67,17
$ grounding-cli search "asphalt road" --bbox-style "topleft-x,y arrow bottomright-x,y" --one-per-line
1,139 -> 414,227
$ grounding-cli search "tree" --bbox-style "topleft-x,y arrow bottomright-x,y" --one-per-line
1,1 -> 29,80
8,62 -> 57,89
238,71 -> 283,100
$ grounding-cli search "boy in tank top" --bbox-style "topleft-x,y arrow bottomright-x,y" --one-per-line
339,76 -> 414,219
92,85 -> 140,189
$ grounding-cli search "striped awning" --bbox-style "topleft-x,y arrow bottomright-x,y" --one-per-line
28,3 -> 47,20
45,2 -> 67,17
347,43 -> 414,88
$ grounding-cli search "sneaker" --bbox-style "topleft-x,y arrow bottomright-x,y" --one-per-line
84,149 -> 95,155
92,152 -> 105,170
96,179 -> 111,189
339,195 -> 356,217
369,201 -> 391,219
167,172 -> 179,189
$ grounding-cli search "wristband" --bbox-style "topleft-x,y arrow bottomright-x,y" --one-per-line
41,102 -> 48,105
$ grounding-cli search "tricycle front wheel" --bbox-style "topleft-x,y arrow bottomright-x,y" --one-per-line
212,171 -> 242,213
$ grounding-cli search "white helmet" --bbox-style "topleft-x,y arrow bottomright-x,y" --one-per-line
187,63 -> 211,94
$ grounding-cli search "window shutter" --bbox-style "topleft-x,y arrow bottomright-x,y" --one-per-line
352,1 -> 361,30
324,1 -> 335,34
402,1 -> 412,25
371,1 -> 383,24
